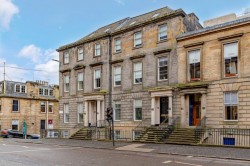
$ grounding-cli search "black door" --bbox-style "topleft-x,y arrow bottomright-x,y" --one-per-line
40,120 -> 46,130
160,97 -> 169,123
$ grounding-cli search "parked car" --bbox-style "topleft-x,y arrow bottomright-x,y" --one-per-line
0,129 -> 10,138
0,129 -> 40,139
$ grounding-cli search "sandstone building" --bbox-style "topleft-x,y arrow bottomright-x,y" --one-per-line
56,7 -> 202,137
177,12 -> 250,129
0,80 -> 59,135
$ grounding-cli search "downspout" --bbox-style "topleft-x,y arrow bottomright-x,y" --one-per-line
108,33 -> 112,108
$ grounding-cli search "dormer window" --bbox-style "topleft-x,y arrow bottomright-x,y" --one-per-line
15,84 -> 26,93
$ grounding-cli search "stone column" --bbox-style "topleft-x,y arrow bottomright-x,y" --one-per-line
84,101 -> 88,127
97,100 -> 101,127
151,97 -> 155,125
201,93 -> 207,126
168,96 -> 173,125
181,95 -> 185,127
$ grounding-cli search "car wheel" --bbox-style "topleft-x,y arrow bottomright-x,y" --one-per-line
27,136 -> 32,139
7,135 -> 13,138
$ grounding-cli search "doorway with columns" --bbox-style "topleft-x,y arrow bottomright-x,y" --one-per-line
84,95 -> 105,127
150,90 -> 173,126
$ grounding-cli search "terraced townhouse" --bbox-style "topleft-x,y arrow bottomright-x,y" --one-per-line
0,80 -> 59,136
56,7 -> 201,138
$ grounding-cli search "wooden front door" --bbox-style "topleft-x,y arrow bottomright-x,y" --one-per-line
160,97 -> 169,123
189,94 -> 201,126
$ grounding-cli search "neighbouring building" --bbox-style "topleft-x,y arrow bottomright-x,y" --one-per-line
176,10 -> 250,129
56,6 -> 202,137
0,80 -> 59,135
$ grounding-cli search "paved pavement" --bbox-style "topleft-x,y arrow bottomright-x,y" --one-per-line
0,140 -> 250,166
3,138 -> 250,161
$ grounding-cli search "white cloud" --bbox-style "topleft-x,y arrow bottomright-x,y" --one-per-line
17,44 -> 59,84
0,58 -> 28,82
0,0 -> 19,29
34,60 -> 59,85
18,44 -> 42,63
114,0 -> 125,6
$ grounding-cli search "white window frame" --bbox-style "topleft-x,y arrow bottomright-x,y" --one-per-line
49,89 -> 53,96
134,31 -> 142,47
39,88 -> 44,95
64,104 -> 69,123
77,103 -> 84,123
224,92 -> 238,121
133,62 -> 142,84
77,72 -> 84,90
15,84 -> 26,93
158,57 -> 168,81
41,101 -> 46,113
78,47 -> 84,61
115,38 -> 121,53
134,100 -> 142,121
95,43 -> 101,56
114,66 -> 121,87
223,42 -> 238,77
114,101 -> 121,121
64,75 -> 70,92
188,49 -> 201,81
48,102 -> 53,113
12,120 -> 19,130
158,24 -> 167,41
94,69 -> 101,89
12,99 -> 19,112
64,51 -> 69,64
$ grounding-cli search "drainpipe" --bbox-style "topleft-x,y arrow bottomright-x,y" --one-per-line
107,32 -> 115,146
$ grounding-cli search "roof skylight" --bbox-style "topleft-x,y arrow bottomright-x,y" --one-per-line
130,21 -> 136,25
152,13 -> 160,18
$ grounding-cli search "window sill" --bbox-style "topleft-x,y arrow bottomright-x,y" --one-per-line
94,55 -> 101,58
134,120 -> 142,122
189,78 -> 201,82
132,45 -> 143,50
157,39 -> 168,44
12,111 -> 19,113
77,59 -> 84,62
114,51 -> 122,54
224,120 -> 238,122
114,120 -> 121,122
224,74 -> 238,79
133,83 -> 142,85
158,79 -> 168,82
77,89 -> 84,91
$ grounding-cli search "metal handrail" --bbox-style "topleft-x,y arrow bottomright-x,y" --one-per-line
133,118 -> 151,131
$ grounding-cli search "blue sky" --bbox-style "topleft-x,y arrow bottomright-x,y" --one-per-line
0,0 -> 249,84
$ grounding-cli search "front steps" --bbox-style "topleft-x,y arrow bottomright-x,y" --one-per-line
134,126 -> 173,143
165,128 -> 203,145
70,128 -> 94,140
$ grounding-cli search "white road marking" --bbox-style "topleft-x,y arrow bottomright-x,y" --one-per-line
0,147 -> 82,154
2,144 -> 6,146
175,161 -> 202,166
187,156 -> 193,158
22,146 -> 29,148
162,160 -> 172,164
116,144 -> 154,152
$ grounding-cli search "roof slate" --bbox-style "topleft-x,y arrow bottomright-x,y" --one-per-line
177,16 -> 250,40
57,7 -> 186,51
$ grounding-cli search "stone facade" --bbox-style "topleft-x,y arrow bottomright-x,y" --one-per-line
177,15 -> 250,128
0,80 -> 59,134
57,7 -> 202,135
